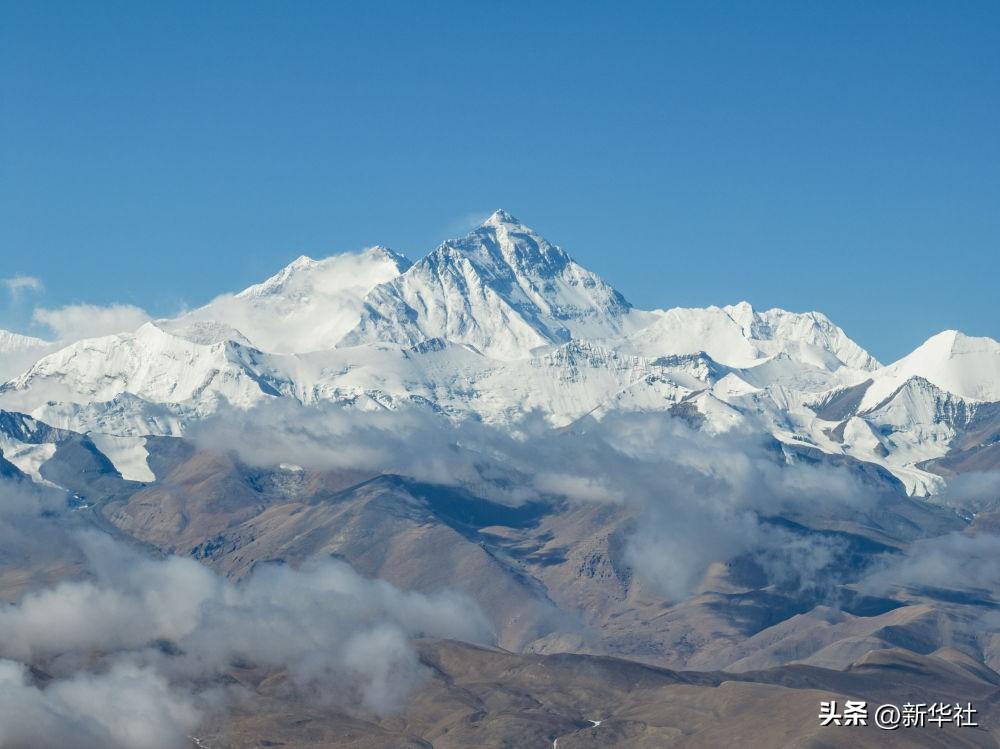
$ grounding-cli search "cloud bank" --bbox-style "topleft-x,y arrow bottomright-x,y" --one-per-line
189,400 -> 887,600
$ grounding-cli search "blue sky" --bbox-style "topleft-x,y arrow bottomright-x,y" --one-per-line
1,1 -> 997,361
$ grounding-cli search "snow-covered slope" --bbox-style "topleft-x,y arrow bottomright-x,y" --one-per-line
174,247 -> 411,353
0,410 -> 62,484
740,305 -> 880,372
0,323 -> 292,419
87,432 -> 155,482
834,377 -> 974,495
619,302 -> 878,375
861,377 -> 974,460
0,329 -> 48,354
341,210 -> 640,359
860,330 -> 1000,410
0,408 -> 162,487
0,329 -> 53,380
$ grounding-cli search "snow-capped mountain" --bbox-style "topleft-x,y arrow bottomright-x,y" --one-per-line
340,210 -> 641,359
858,330 -> 1000,410
805,376 -> 975,496
0,329 -> 48,354
618,302 -> 879,374
0,210 -> 996,498
0,322 -> 292,424
0,329 -> 52,380
788,331 -> 1000,495
173,246 -> 412,353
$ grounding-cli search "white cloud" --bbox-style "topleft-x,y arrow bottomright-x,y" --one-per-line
0,659 -> 201,749
33,303 -> 151,342
190,402 -> 886,601
1,275 -> 43,298
862,531 -> 1000,595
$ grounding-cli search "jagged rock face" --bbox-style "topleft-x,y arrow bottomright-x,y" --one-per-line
341,210 -> 637,359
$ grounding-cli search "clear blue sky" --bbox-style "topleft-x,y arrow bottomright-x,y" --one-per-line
2,1 -> 997,361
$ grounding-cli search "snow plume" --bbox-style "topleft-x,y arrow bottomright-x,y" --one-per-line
33,303 -> 151,342
0,481 -> 490,749
190,401 -> 885,601
175,247 -> 411,353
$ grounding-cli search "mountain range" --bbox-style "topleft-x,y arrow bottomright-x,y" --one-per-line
2,209 -> 997,498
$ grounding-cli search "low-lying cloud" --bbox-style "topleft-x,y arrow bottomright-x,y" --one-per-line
190,400 -> 886,601
937,471 -> 1000,513
0,659 -> 199,749
0,479 -> 490,748
862,530 -> 1000,596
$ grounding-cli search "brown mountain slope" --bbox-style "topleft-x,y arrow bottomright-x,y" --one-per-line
195,639 -> 1000,748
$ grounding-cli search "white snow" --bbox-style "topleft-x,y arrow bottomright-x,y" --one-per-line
0,434 -> 56,484
88,432 -> 155,482
0,329 -> 49,354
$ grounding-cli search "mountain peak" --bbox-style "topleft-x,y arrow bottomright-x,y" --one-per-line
235,246 -> 411,301
859,329 -> 1000,409
362,244 -> 410,264
723,301 -> 757,330
907,330 -> 1000,364
483,209 -> 520,227
438,209 -> 572,279
622,303 -> 878,373
177,247 -> 412,354
341,215 -> 636,359
918,329 -> 998,356
0,329 -> 53,381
